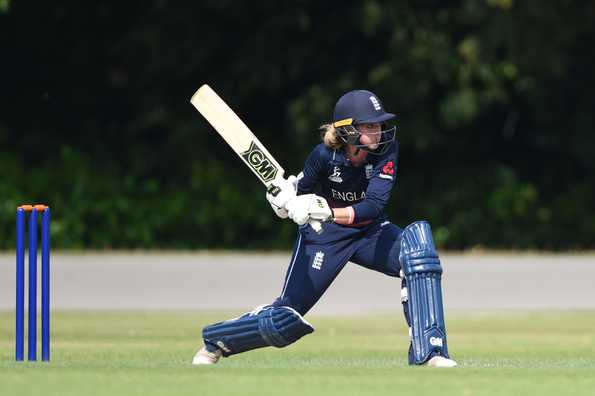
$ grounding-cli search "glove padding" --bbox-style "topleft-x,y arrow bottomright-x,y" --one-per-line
285,194 -> 334,226
266,175 -> 298,219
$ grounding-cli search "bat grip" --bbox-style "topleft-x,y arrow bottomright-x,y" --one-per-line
309,220 -> 323,234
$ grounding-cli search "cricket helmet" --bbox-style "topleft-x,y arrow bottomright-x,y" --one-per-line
332,89 -> 396,155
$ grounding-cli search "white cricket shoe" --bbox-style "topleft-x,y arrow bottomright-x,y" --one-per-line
425,355 -> 458,368
192,346 -> 222,365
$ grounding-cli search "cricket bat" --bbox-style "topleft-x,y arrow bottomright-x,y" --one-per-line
190,84 -> 322,234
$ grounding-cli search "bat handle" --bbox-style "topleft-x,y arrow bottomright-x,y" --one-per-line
309,220 -> 323,234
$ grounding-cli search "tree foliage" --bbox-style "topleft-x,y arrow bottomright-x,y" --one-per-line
1,1 -> 594,249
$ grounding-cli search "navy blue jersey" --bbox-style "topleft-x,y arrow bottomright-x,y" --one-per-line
297,142 -> 398,224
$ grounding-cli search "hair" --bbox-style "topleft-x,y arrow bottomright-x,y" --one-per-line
320,124 -> 345,150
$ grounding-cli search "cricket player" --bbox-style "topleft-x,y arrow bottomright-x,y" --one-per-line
193,89 -> 457,368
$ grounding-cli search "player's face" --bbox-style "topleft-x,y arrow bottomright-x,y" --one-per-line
357,123 -> 381,149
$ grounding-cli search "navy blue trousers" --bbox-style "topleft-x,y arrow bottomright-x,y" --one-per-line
273,220 -> 403,316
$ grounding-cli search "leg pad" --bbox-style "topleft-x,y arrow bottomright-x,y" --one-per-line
399,221 -> 450,364
203,305 -> 314,357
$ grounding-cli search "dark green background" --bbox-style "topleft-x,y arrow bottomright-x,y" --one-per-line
1,1 -> 594,250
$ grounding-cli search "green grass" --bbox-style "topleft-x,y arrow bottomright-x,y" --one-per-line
1,311 -> 595,396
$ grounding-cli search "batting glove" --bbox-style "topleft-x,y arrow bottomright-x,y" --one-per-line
266,175 -> 298,219
285,194 -> 334,226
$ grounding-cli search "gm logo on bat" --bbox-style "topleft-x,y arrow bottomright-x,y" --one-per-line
241,141 -> 278,183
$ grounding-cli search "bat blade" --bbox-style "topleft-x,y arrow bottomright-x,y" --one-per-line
190,84 -> 324,235
190,84 -> 284,186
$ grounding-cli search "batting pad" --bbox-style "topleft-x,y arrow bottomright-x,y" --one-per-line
399,221 -> 450,364
202,305 -> 314,357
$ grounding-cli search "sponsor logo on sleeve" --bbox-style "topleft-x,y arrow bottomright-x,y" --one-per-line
382,161 -> 395,175
379,161 -> 395,180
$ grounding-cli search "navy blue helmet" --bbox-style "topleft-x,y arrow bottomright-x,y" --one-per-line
332,90 -> 396,155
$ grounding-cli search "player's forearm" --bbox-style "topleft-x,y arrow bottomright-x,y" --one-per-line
332,207 -> 355,225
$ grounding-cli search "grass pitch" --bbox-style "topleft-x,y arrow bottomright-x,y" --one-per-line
1,311 -> 594,396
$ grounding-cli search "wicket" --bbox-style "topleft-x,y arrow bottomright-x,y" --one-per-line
15,204 -> 51,362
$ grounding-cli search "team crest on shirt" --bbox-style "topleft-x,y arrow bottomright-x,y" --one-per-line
365,164 -> 373,179
312,251 -> 325,270
328,166 -> 343,183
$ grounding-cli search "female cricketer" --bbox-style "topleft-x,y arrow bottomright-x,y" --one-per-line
193,89 -> 457,368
